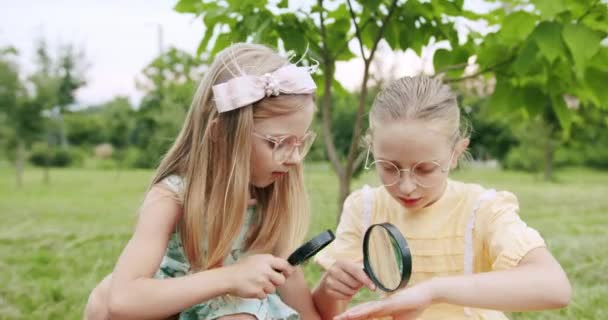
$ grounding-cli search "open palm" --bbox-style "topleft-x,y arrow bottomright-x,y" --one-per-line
334,284 -> 433,320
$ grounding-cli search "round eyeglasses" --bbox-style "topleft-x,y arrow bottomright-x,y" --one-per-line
364,147 -> 453,188
253,131 -> 317,163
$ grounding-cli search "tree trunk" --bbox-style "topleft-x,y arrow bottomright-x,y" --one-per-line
43,141 -> 51,185
15,139 -> 25,188
337,172 -> 351,221
345,62 -> 371,180
58,112 -> 68,149
543,131 -> 554,181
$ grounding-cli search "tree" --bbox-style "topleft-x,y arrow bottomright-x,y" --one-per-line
0,47 -> 44,187
55,44 -> 87,148
437,0 -> 608,180
174,0 -> 480,216
132,47 -> 206,168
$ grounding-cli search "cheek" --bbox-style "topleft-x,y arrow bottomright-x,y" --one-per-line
251,141 -> 274,170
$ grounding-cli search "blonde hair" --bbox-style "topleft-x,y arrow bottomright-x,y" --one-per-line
368,76 -> 470,147
149,43 -> 312,271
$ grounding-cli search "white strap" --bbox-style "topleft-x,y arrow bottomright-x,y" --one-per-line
163,175 -> 185,195
361,185 -> 372,230
463,189 -> 496,316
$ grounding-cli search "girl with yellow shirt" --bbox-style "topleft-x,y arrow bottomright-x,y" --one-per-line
312,76 -> 571,320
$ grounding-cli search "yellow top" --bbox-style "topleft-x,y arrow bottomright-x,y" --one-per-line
315,180 -> 546,320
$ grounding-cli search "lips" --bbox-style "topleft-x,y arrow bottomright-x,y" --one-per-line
399,197 -> 421,207
272,171 -> 287,178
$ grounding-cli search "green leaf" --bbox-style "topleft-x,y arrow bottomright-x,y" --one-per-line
551,94 -> 572,134
384,19 -> 401,50
477,33 -> 510,68
277,14 -> 309,54
513,40 -> 539,76
564,0 -> 593,18
489,78 -> 522,114
586,68 -> 608,106
590,47 -> 608,71
174,0 -> 199,13
278,0 -> 288,9
328,3 -> 349,21
433,49 -> 452,73
580,4 -> 608,32
211,33 -> 234,56
359,0 -> 382,11
531,0 -> 567,19
361,20 -> 381,50
433,46 -> 469,78
499,11 -> 538,46
562,23 -> 602,78
531,22 -> 566,64
434,0 -> 464,16
395,16 -> 425,52
196,25 -> 215,56
521,86 -> 547,117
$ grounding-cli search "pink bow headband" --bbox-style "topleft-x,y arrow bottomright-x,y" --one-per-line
212,64 -> 317,113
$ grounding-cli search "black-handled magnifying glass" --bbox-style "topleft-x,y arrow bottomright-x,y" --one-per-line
287,230 -> 335,266
362,223 -> 412,292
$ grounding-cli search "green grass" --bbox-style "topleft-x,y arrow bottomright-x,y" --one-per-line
0,163 -> 607,319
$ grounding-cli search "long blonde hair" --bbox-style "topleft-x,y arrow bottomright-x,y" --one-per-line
150,43 -> 311,271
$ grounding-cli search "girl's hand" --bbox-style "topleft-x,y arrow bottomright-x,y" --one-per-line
226,254 -> 295,299
334,282 -> 435,320
320,260 -> 376,300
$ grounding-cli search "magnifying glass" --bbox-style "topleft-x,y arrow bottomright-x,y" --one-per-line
287,230 -> 335,266
362,223 -> 412,292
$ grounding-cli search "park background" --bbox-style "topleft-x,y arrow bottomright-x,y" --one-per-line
1,0 -> 607,319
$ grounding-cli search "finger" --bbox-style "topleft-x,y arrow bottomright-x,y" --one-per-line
330,268 -> 364,291
270,257 -> 294,275
342,262 -> 376,290
326,277 -> 358,297
268,270 -> 286,287
336,302 -> 386,320
263,281 -> 276,295
326,288 -> 354,301
256,290 -> 268,300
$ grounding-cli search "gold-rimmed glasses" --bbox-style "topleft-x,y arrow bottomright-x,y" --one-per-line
253,131 -> 317,163
364,147 -> 453,188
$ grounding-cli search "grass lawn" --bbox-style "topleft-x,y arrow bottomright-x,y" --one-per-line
0,163 -> 606,319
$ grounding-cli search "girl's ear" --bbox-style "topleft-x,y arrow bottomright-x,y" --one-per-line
451,138 -> 470,169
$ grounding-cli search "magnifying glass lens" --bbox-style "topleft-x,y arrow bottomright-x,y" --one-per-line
363,223 -> 412,292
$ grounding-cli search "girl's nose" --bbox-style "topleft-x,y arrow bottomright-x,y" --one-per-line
398,172 -> 417,195
282,147 -> 302,166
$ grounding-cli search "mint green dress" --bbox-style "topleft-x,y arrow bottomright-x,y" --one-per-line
156,175 -> 299,320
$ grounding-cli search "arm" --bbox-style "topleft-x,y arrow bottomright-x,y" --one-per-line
278,268 -> 321,320
312,272 -> 352,320
429,246 -> 571,310
108,186 -> 294,319
312,261 -> 375,320
312,190 -> 375,320
335,247 -> 570,320
107,185 -> 233,319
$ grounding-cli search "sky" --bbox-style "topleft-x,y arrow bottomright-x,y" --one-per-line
0,0 -> 495,107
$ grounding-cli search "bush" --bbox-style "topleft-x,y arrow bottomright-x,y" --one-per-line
504,146 -> 543,172
113,147 -> 142,169
29,143 -> 84,168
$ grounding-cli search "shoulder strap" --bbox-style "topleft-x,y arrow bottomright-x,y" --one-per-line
361,185 -> 373,230
463,189 -> 496,316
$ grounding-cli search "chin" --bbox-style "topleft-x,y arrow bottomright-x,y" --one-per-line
250,178 -> 274,188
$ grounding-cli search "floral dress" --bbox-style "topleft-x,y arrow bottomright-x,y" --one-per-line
156,175 -> 299,320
